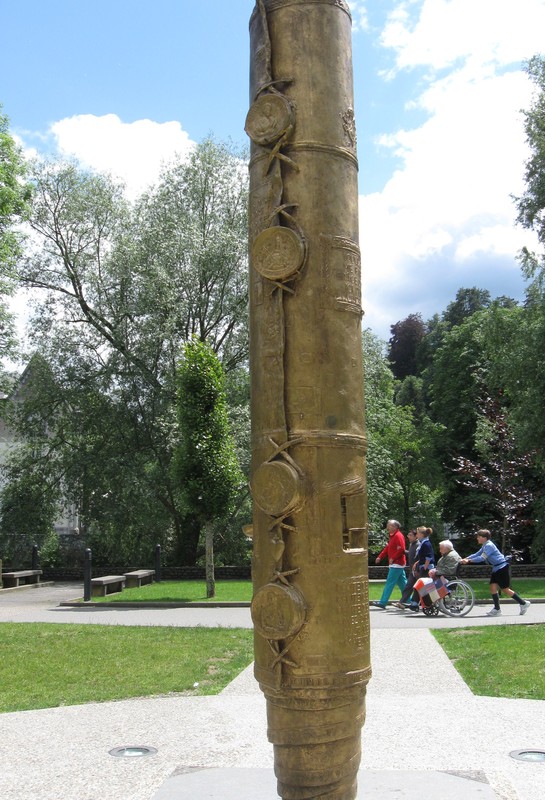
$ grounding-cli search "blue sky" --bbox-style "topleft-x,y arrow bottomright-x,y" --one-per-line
2,0 -> 545,340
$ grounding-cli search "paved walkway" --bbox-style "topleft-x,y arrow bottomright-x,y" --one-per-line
0,584 -> 544,800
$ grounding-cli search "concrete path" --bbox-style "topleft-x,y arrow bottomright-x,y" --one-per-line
2,582 -> 544,629
0,583 -> 544,800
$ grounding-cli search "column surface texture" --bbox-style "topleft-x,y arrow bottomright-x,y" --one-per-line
246,1 -> 371,799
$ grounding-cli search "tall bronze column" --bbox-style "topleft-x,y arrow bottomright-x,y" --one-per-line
246,1 -> 370,799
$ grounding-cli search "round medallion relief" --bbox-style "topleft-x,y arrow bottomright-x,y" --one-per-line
245,93 -> 294,146
252,226 -> 305,282
251,460 -> 302,517
251,582 -> 306,641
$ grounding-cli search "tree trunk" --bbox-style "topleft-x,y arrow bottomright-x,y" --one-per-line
204,520 -> 215,598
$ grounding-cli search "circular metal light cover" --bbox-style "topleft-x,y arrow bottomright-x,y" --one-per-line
509,749 -> 545,763
109,746 -> 158,758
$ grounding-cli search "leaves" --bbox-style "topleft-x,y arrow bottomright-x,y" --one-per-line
3,138 -> 249,566
451,393 -> 535,550
176,339 -> 243,523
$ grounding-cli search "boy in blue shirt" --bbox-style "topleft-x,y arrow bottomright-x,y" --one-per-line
460,529 -> 531,617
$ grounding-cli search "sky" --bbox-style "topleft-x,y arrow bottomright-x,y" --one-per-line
2,0 -> 545,342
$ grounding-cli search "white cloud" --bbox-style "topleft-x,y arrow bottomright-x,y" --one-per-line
348,1 -> 369,32
455,225 -> 522,261
359,0 -> 543,338
50,114 -> 195,199
382,0 -> 545,73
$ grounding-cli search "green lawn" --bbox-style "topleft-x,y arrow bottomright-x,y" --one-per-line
90,578 -> 545,603
432,625 -> 545,700
457,578 -> 544,601
0,623 -> 253,713
91,579 -> 254,603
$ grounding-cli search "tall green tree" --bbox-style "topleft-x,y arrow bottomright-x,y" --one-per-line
387,313 -> 426,380
516,56 -> 545,281
495,55 -> 545,558
0,108 -> 31,364
452,393 -> 535,555
0,454 -> 59,568
9,138 -> 249,566
363,330 -> 444,538
442,287 -> 491,328
510,54 -> 545,450
176,339 -> 243,596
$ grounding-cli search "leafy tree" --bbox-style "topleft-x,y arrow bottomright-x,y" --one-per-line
442,287 -> 491,328
428,313 -> 487,458
426,310 -> 494,529
394,375 -> 426,420
427,304 -> 539,553
0,108 -> 31,364
363,330 -> 444,538
509,54 -> 545,453
417,289 -> 490,408
10,138 -> 249,566
516,55 -> 545,282
363,329 -> 398,539
495,54 -> 545,561
378,403 -> 443,533
0,448 -> 60,569
176,339 -> 244,596
452,393 -> 535,556
387,313 -> 426,379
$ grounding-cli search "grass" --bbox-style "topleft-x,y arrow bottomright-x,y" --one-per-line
458,578 -> 545,601
91,579 -> 254,603
0,623 -> 253,713
89,578 -> 545,603
432,625 -> 545,700
2,580 -> 544,713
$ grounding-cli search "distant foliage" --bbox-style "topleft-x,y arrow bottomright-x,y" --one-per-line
176,339 -> 243,522
452,393 -> 535,556
0,457 -> 59,568
0,108 -> 31,365
176,339 -> 245,593
442,288 -> 490,328
387,313 -> 426,380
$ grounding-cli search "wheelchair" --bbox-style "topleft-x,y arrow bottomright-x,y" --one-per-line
419,574 -> 475,618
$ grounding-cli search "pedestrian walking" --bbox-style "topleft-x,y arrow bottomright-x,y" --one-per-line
371,519 -> 407,609
394,529 -> 418,609
460,529 -> 531,617
405,526 -> 435,612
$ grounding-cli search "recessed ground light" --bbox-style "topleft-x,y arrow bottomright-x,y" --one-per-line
509,749 -> 545,763
109,746 -> 158,758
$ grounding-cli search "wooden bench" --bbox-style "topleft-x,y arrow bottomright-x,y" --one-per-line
124,569 -> 155,589
2,570 -> 42,588
91,575 -> 126,597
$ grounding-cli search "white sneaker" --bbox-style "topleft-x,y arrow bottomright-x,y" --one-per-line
520,600 -> 531,616
486,608 -> 502,617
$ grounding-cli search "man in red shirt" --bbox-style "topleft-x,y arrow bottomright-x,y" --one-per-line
371,519 -> 407,609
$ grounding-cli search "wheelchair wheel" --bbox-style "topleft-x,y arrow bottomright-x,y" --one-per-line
422,603 -> 439,616
438,580 -> 475,617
